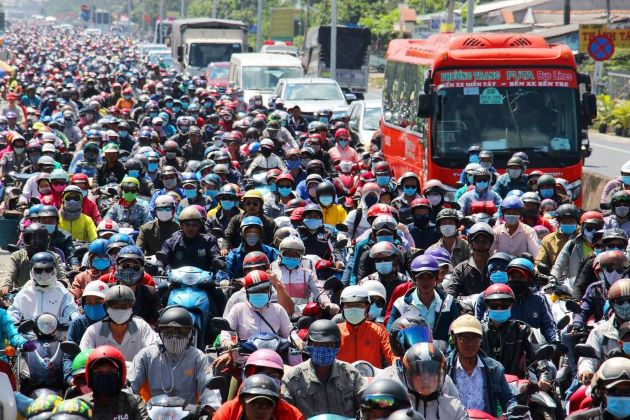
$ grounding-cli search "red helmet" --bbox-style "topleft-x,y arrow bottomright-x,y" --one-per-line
286,198 -> 306,212
244,270 -> 270,289
308,133 -> 324,143
70,173 -> 89,183
276,172 -> 295,184
483,284 -> 515,302
290,206 -> 305,221
243,251 -> 270,271
266,169 -> 282,182
373,161 -> 392,174
85,345 -> 126,390
229,131 -> 243,142
580,210 -> 604,225
303,302 -> 323,318
367,203 -> 392,221
334,128 -> 350,139
411,198 -> 432,210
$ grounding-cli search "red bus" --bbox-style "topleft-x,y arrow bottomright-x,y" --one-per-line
380,33 -> 596,204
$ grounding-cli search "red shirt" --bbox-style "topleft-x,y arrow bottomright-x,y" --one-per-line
81,197 -> 102,224
521,215 -> 555,233
212,398 -> 304,420
384,282 -> 414,326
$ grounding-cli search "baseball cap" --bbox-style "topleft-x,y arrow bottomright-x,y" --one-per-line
451,314 -> 482,336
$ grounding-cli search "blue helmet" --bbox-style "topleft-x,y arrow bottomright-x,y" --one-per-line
107,233 -> 134,249
218,184 -> 239,198
241,216 -> 263,231
31,251 -> 55,268
203,173 -> 221,187
410,255 -> 439,275
506,189 -> 524,198
502,195 -> 524,210
88,239 -> 110,257
116,245 -> 144,263
28,204 -> 44,217
424,247 -> 451,266
181,172 -> 198,185
487,252 -> 514,271
507,257 -> 535,276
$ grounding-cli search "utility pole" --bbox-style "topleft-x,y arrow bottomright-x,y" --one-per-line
466,0 -> 474,32
331,0 -> 337,80
159,0 -> 164,21
212,0 -> 217,18
256,0 -> 263,51
563,0 -> 570,25
444,0 -> 455,32
181,0 -> 185,18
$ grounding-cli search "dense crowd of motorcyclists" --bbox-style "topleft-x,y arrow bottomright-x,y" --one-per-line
0,20 -> 628,420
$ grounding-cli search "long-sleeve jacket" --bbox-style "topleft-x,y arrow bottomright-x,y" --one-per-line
551,234 -> 591,288
58,213 -> 98,242
223,244 -> 279,280
50,229 -> 78,267
577,315 -> 620,375
136,219 -> 180,256
225,212 -> 276,249
8,281 -> 79,324
0,308 -> 27,363
78,391 -> 150,420
160,231 -> 221,272
493,173 -> 530,198
535,230 -> 574,270
104,200 -> 152,230
573,255 -> 598,300
573,280 -> 607,327
445,256 -> 490,298
337,320 -> 396,368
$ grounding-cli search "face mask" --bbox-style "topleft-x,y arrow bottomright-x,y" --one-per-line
615,302 -> 630,321
245,233 -> 260,246
173,107 -> 181,113
623,342 -> 630,356
13,147 -> 24,154
165,101 -> 173,108
427,193 -> 442,206
337,140 -> 348,148
508,281 -> 528,295
124,95 -> 132,100
204,189 -> 218,199
108,308 -> 133,325
33,270 -> 56,287
119,130 -> 128,137
147,162 -> 159,173
303,218 -> 322,231
221,200 -> 236,211
603,270 -> 623,286
81,189 -> 88,198
605,396 -> 630,418
364,193 -> 379,208
268,183 -> 277,193
162,334 -> 190,354
490,271 -> 508,284
183,189 -> 197,199
282,256 -> 301,270
413,214 -> 431,227
248,293 -> 269,308
122,191 -> 137,202
163,178 -> 177,190
261,149 -> 272,157
539,188 -> 554,199
594,248 -> 603,256
504,214 -> 520,225
480,161 -> 491,170
39,186 -> 52,195
376,235 -> 394,244
559,223 -> 577,235
91,372 -> 120,398
319,195 -> 333,207
43,224 -> 56,234
475,181 -> 489,191
376,175 -> 390,187
306,345 -> 339,366
583,229 -> 595,243
286,160 -> 301,171
278,187 -> 292,198
440,225 -> 457,237
166,152 -> 177,160
204,102 -> 213,109
156,208 -> 174,222
92,257 -> 110,271
507,168 -> 522,179
64,199 -> 82,212
616,206 -> 630,218
53,184 -> 67,193
343,307 -> 366,325
128,170 -> 140,178
84,303 -> 106,321
403,186 -> 417,196
115,266 -> 143,286
375,261 -> 393,275
467,175 -> 474,185
368,304 -> 382,320
488,308 -> 511,323
469,154 -> 480,164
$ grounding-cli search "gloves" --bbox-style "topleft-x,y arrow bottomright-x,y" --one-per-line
324,302 -> 340,316
21,341 -> 36,352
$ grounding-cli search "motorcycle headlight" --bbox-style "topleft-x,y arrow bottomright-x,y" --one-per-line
36,313 -> 58,336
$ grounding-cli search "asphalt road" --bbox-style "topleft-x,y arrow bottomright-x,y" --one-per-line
585,131 -> 630,178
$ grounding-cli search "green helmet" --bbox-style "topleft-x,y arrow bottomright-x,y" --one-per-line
71,348 -> 94,377
49,169 -> 69,182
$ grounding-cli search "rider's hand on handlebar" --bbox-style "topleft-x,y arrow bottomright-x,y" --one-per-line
568,322 -> 583,334
21,341 -> 36,352
0,287 -> 7,296
538,380 -> 551,392
220,249 -> 229,257
323,302 -> 340,316
579,370 -> 594,385
211,352 -> 234,372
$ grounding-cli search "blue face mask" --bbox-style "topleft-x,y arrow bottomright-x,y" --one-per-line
43,224 -> 56,234
368,303 -> 382,320
490,271 -> 508,284
204,189 -> 218,199
119,130 -> 128,137
319,195 -> 333,207
84,303 -> 106,321
624,175 -> 630,186
377,235 -> 395,244
466,175 -> 474,185
165,101 -> 173,108
469,154 -> 480,164
475,181 -> 489,191
623,342 -> 630,355
268,183 -> 277,193
606,396 -> 630,418
221,200 -> 236,210
182,102 -> 189,109
128,170 -> 139,178
278,187 -> 292,198
615,302 -> 630,321
337,140 -> 348,148
147,162 -> 159,173
539,188 -> 555,199
375,261 -> 393,275
303,218 -> 323,231
306,345 -> 339,366
282,256 -> 301,270
376,175 -> 390,187
248,293 -> 269,309
286,159 -> 301,171
173,107 -> 181,113
343,307 -> 366,325
488,308 -> 511,323
403,186 -> 417,196
559,224 -> 577,235
182,189 -> 196,199
92,257 -> 110,271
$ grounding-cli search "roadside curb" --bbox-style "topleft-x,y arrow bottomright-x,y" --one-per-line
589,129 -> 630,142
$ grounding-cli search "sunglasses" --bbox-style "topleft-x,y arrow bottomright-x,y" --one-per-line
614,298 -> 630,306
361,394 -> 398,410
34,266 -> 54,274
486,302 -> 511,310
122,188 -> 138,194
604,266 -> 627,274
182,221 -> 201,227
244,201 -> 260,207
119,263 -> 141,270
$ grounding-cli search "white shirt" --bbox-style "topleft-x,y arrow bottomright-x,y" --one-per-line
221,301 -> 291,343
80,316 -> 159,361
454,356 -> 486,411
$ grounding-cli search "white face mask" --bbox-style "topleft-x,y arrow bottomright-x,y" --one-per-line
156,209 -> 174,222
32,269 -> 56,288
107,308 -> 133,325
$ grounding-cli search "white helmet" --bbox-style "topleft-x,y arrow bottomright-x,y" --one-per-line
340,285 -> 370,305
155,194 -> 177,208
97,219 -> 120,234
274,216 -> 292,229
621,160 -> 630,175
361,280 -> 386,302
279,237 -> 305,254
83,280 -> 109,299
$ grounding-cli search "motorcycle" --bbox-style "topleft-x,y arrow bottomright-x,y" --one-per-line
0,371 -> 17,420
146,395 -> 199,420
567,344 -> 598,415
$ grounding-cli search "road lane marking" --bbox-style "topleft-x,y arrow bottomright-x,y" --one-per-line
591,142 -> 630,154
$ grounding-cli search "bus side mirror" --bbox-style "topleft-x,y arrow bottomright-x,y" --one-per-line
582,92 -> 597,125
177,46 -> 183,62
417,93 -> 433,118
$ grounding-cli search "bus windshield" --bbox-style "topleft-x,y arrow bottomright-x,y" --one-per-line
432,85 -> 579,167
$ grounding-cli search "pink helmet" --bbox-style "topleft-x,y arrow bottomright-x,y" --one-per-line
245,349 -> 284,372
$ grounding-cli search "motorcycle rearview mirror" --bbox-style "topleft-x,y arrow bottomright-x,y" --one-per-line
296,316 -> 312,330
154,251 -> 169,264
557,314 -> 571,331
18,320 -> 36,334
107,187 -> 118,197
335,223 -> 348,232
211,227 -> 224,238
537,263 -> 551,276
7,244 -> 19,253
206,376 -> 227,390
212,259 -> 226,270
565,300 -> 581,314
574,344 -> 598,359
533,344 -> 554,361
324,277 -> 343,291
60,341 -> 81,357
211,317 -> 232,332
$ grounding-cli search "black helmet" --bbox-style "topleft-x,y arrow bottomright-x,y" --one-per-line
506,156 -> 525,169
307,319 -> 341,344
389,315 -> 433,357
124,158 -> 142,171
402,343 -> 446,398
435,208 -> 458,224
537,174 -> 556,187
315,181 -> 336,200
386,409 -> 425,420
157,306 -> 194,330
487,252 -> 514,270
556,204 -> 579,220
239,374 -> 279,402
361,378 -> 410,413
23,223 -> 50,254
602,228 -> 629,243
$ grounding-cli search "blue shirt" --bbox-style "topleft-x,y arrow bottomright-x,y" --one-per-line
411,290 -> 442,329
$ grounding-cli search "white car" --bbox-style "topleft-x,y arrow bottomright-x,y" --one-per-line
274,78 -> 352,115
348,99 -> 381,147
